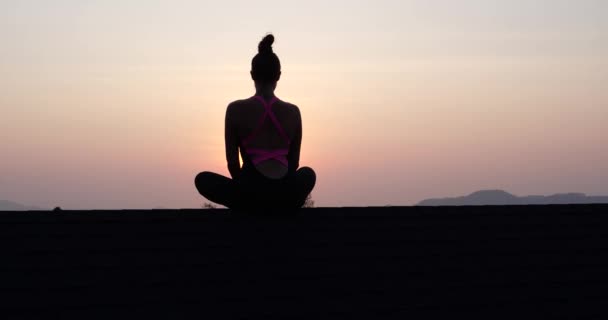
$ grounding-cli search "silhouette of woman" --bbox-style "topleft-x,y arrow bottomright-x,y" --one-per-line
195,34 -> 316,210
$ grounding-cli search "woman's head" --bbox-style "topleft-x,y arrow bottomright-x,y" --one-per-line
251,34 -> 281,84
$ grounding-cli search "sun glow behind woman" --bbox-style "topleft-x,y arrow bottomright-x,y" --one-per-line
1,0 -> 606,209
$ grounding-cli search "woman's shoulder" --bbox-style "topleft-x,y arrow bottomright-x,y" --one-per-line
275,99 -> 300,116
225,99 -> 252,119
277,99 -> 299,110
227,97 -> 300,112
226,98 -> 251,109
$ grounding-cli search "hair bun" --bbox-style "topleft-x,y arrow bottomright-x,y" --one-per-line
258,34 -> 275,54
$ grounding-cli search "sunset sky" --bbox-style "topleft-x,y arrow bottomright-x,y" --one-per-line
1,0 -> 607,209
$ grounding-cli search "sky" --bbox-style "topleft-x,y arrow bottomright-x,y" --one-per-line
1,0 -> 607,209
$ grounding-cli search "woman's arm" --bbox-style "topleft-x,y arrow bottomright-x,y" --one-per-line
225,103 -> 241,179
288,107 -> 302,173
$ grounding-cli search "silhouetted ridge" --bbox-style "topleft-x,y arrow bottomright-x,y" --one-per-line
418,189 -> 608,206
467,190 -> 517,203
0,200 -> 44,211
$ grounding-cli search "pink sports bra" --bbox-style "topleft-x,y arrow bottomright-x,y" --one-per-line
241,96 -> 291,167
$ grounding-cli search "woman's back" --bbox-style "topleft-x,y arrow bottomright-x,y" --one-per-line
227,96 -> 302,179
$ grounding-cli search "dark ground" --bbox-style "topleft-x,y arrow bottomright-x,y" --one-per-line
1,205 -> 607,319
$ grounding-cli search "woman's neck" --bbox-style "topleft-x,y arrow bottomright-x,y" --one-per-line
255,83 -> 276,99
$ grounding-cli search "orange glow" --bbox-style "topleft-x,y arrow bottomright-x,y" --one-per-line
1,1 -> 607,209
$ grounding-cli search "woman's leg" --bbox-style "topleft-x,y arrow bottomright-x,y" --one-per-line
194,171 -> 239,208
292,167 -> 316,208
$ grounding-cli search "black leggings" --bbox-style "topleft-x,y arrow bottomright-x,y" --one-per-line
195,166 -> 316,210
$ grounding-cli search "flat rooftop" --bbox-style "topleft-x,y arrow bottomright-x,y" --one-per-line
2,205 -> 607,319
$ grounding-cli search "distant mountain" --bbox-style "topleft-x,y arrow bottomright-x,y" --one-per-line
0,200 -> 45,211
417,190 -> 608,206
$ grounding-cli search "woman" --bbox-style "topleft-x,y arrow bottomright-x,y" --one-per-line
195,34 -> 316,210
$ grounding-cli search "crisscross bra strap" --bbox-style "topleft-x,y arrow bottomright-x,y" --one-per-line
245,148 -> 289,166
241,96 -> 290,146
241,96 -> 291,166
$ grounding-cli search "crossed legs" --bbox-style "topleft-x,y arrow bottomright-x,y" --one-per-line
195,167 -> 316,210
